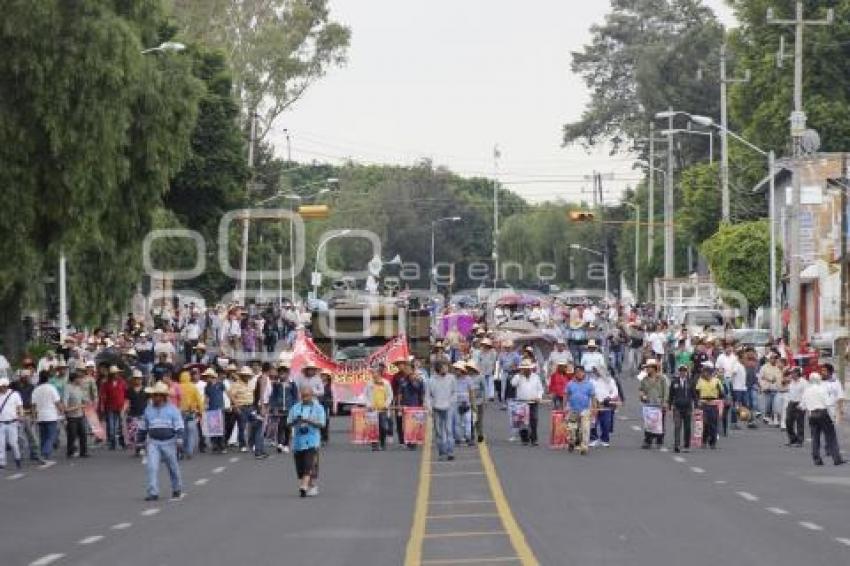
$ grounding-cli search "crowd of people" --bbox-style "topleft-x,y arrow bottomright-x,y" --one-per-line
1,299 -> 848,503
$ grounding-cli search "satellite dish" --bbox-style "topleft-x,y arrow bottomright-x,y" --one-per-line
801,129 -> 821,154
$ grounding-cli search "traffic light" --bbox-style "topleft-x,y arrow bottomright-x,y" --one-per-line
569,210 -> 595,222
297,204 -> 330,219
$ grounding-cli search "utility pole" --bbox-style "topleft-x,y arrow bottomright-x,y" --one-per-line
768,1 -> 834,348
665,107 -> 675,279
284,128 -> 292,163
719,42 -> 750,222
492,144 -> 500,288
648,123 -> 655,263
239,111 -> 258,305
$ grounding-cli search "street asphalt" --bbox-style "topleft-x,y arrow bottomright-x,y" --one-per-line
2,373 -> 849,566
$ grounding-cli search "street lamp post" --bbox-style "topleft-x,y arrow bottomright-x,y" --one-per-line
687,114 -> 778,336
570,244 -> 609,300
54,41 -> 190,338
431,217 -> 462,292
313,229 -> 352,299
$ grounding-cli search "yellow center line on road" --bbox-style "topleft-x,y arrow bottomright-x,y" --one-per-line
429,471 -> 485,477
478,442 -> 540,565
429,499 -> 495,505
404,419 -> 433,566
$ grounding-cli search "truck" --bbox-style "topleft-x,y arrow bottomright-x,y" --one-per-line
310,296 -> 431,363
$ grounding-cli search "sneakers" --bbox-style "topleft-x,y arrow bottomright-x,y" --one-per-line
589,440 -> 600,448
673,447 -> 681,453
276,444 -> 284,453
144,494 -> 159,502
170,491 -> 184,501
447,454 -> 455,461
601,442 -> 610,447
299,488 -> 307,498
239,447 -> 248,453
282,446 -> 290,454
306,486 -> 319,497
255,453 -> 269,460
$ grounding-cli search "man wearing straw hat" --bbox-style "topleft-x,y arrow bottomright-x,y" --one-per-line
137,381 -> 184,501
511,360 -> 544,446
466,361 -> 487,443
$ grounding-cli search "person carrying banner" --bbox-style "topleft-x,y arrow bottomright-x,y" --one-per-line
288,385 -> 327,497
668,364 -> 697,453
466,361 -> 486,443
395,358 -> 425,449
453,361 -> 474,446
511,360 -> 544,446
203,368 -> 227,453
694,363 -> 724,449
365,369 -> 393,451
639,359 -> 667,449
136,382 -> 184,501
590,367 -> 619,447
565,366 -> 596,454
426,361 -> 457,461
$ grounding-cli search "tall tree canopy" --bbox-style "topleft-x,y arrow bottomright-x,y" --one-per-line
169,0 -> 351,137
564,0 -> 723,154
0,0 -> 203,348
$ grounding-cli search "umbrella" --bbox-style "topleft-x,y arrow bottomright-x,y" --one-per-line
495,293 -> 541,307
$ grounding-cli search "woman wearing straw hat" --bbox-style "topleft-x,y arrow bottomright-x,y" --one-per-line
137,382 -> 184,501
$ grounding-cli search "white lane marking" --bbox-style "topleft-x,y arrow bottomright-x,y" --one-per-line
766,507 -> 789,516
798,521 -> 823,531
229,457 -> 240,463
212,466 -> 226,474
672,456 -> 687,463
835,538 -> 850,547
195,478 -> 209,485
30,554 -> 65,566
736,491 -> 759,502
7,472 -> 25,480
78,535 -> 104,545
714,480 -> 727,485
141,508 -> 160,516
630,425 -> 641,432
111,522 -> 132,530
618,416 -> 629,421
690,467 -> 705,474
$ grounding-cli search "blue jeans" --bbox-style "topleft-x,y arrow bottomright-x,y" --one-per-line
106,411 -> 123,449
433,408 -> 454,457
747,387 -> 760,413
38,421 -> 59,460
762,391 -> 777,418
596,409 -> 614,443
249,414 -> 266,455
235,407 -> 251,448
183,414 -> 198,457
146,439 -> 182,497
454,404 -> 472,443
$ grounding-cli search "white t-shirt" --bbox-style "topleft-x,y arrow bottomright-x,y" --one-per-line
824,379 -> 845,408
648,332 -> 665,355
32,383 -> 61,422
730,361 -> 747,391
0,390 -> 23,421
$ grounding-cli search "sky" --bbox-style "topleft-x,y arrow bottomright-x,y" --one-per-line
272,0 -> 736,204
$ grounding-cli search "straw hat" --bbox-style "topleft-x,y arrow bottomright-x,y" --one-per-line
225,363 -> 238,372
643,359 -> 659,368
452,361 -> 468,372
302,361 -> 319,371
518,360 -> 535,370
145,382 -> 170,396
131,369 -> 144,379
237,366 -> 253,377
202,368 -> 217,378
480,338 -> 493,347
464,361 -> 480,374
587,339 -> 598,348
108,365 -> 122,374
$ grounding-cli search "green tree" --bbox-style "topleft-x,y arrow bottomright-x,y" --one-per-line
0,0 -> 203,350
728,0 -> 850,159
169,0 -> 351,136
701,220 -> 780,315
678,162 -> 722,245
564,0 -> 723,155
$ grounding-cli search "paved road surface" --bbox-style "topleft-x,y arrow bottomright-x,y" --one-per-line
3,375 -> 849,566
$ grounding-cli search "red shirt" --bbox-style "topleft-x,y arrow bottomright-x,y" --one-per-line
548,371 -> 573,397
99,378 -> 127,412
